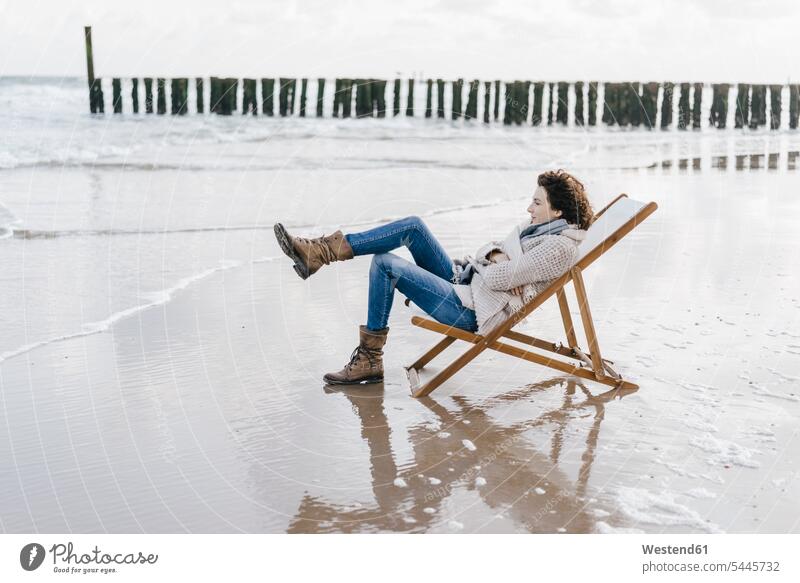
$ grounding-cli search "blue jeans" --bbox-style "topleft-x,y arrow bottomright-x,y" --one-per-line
344,216 -> 478,333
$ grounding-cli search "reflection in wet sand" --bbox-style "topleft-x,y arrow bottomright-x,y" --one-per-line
287,379 -> 636,533
648,150 -> 797,172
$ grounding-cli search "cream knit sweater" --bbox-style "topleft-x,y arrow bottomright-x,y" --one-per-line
452,218 -> 586,335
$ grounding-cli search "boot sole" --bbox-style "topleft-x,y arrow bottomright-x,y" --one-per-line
273,223 -> 310,280
322,375 -> 384,385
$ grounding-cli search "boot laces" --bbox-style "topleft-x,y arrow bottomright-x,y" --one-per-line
346,346 -> 377,370
295,234 -> 336,265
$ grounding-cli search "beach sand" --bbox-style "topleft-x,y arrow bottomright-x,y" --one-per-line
1,85 -> 799,532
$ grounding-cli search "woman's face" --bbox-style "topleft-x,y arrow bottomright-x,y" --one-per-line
527,186 -> 563,225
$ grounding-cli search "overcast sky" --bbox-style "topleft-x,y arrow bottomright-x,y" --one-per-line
0,0 -> 796,83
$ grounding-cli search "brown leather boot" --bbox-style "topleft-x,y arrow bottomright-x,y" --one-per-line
273,223 -> 354,280
323,325 -> 389,385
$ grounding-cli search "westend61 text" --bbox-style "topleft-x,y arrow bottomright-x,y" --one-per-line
49,542 -> 158,565
642,544 -> 708,555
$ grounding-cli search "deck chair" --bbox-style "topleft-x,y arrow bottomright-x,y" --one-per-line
404,194 -> 658,398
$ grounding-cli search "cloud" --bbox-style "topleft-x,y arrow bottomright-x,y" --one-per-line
0,0 -> 795,83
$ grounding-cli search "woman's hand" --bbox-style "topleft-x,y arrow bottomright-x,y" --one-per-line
488,250 -> 510,263
509,285 -> 524,296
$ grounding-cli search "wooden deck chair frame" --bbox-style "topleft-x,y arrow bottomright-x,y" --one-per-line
405,193 -> 658,398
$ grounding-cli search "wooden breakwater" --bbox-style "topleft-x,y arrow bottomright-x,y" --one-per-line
83,27 -> 800,131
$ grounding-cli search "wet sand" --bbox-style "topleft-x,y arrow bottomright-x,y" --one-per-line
1,161 -> 798,533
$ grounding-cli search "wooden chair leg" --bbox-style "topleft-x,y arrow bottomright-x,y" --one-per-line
571,267 -> 605,379
556,287 -> 578,348
408,336 -> 456,370
410,341 -> 489,398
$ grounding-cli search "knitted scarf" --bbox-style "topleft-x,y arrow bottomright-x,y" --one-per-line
519,217 -> 569,241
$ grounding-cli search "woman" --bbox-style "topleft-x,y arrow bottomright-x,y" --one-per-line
273,169 -> 595,385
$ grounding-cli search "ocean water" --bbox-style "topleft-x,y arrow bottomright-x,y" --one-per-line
2,77 -> 798,364
1,76 -> 799,533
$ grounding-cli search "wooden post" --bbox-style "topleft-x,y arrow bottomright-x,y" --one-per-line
91,78 -> 104,114
709,84 -> 720,127
365,79 -> 374,117
261,78 -> 274,116
790,84 -> 799,130
660,82 -> 673,129
494,80 -> 501,120
214,78 -> 226,115
405,78 -> 414,116
175,78 -> 188,114
677,82 -> 691,129
692,82 -> 702,129
520,81 -> 531,124
735,83 -> 750,128
467,79 -> 481,119
425,79 -> 433,118
83,26 -> 104,114
512,81 -> 521,124
375,79 -> 386,117
611,82 -> 624,126
587,81 -> 598,126
574,81 -> 584,127
547,82 -> 555,125
464,79 -> 481,119
231,79 -> 239,113
156,78 -> 166,114
170,78 -> 179,114
227,78 -> 237,115
532,81 -> 544,126
769,84 -> 782,129
354,78 -> 365,117
223,78 -> 236,115
451,78 -> 463,120
288,79 -> 296,115
299,78 -> 308,117
144,78 -> 154,113
181,78 -> 189,114
709,83 -> 729,129
279,78 -> 289,116
484,81 -> 491,123
483,81 -> 492,123
750,85 -> 766,128
195,78 -> 204,113
641,82 -> 658,129
243,78 -> 257,115
361,78 -> 371,117
512,81 -> 522,124
502,81 -> 512,125
556,82 -> 568,125
316,78 -> 325,117
331,79 -> 339,117
170,79 -> 178,114
209,77 -> 218,113
437,79 -> 445,118
84,26 -> 94,88
131,78 -> 139,113
601,82 -> 615,126
393,78 -> 401,116
628,82 -> 641,127
112,78 -> 122,113
364,79 -> 373,116
343,79 -> 353,118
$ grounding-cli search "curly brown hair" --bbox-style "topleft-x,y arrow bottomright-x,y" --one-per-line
537,169 -> 595,230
